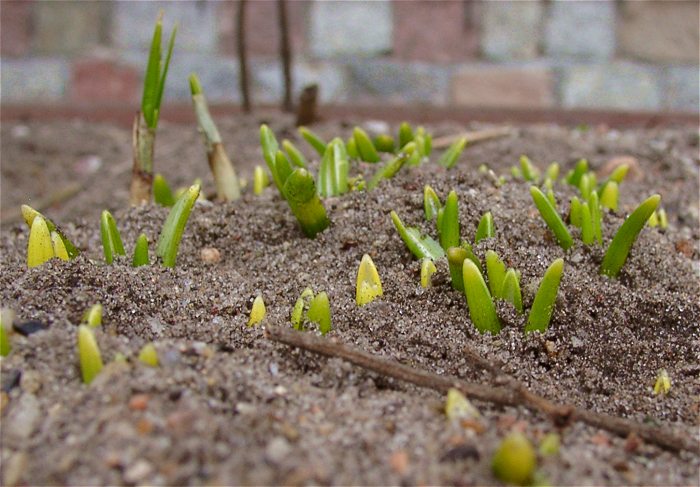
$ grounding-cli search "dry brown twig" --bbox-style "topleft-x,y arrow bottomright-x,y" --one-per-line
265,326 -> 698,454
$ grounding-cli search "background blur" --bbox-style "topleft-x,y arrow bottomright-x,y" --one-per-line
1,0 -> 698,113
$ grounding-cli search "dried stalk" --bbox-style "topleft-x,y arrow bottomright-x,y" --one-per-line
129,113 -> 156,205
265,326 -> 698,454
296,83 -> 318,127
432,127 -> 514,150
237,0 -> 251,113
277,0 -> 293,112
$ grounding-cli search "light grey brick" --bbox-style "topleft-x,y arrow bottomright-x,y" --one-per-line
481,1 -> 544,60
309,1 -> 393,58
347,60 -> 449,105
112,1 -> 217,53
545,0 -> 615,60
561,63 -> 662,111
663,66 -> 699,113
251,61 -> 347,104
1,58 -> 69,102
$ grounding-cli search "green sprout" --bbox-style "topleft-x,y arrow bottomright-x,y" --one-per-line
130,12 -> 177,205
589,191 -> 603,244
284,168 -> 330,238
420,258 -> 437,288
82,303 -> 103,328
298,126 -> 327,157
346,136 -> 359,159
539,432 -> 561,457
78,325 -> 103,384
519,155 -> 540,182
653,369 -> 671,395
530,186 -> 573,250
492,432 -> 536,486
525,258 -> 564,333
260,124 -> 285,192
367,143 -> 414,190
423,185 -> 441,221
138,343 -> 159,367
132,233 -> 149,267
307,291 -> 331,335
398,121 -> 414,148
353,127 -> 380,163
22,205 -> 79,258
474,211 -> 495,243
317,138 -> 349,197
445,388 -> 481,421
156,184 -> 200,267
100,210 -> 126,264
356,254 -> 383,306
153,173 -> 176,207
565,158 -> 588,187
600,194 -> 660,278
545,162 -> 560,182
189,73 -> 241,201
373,134 -> 395,153
248,295 -> 266,326
598,163 -> 629,195
0,318 -> 10,357
291,288 -> 314,330
253,166 -> 270,195
447,246 -> 482,287
282,139 -> 308,168
485,250 -> 506,299
502,269 -> 523,314
390,210 -> 444,260
439,191 -> 462,289
569,196 -> 582,228
462,259 -> 501,334
437,136 -> 467,169
27,215 -> 56,268
657,208 -> 668,229
648,210 -> 659,227
580,201 -> 594,245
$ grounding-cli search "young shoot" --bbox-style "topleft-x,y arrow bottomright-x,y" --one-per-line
437,136 -> 467,169
423,185 -> 441,221
445,388 -> 481,421
420,258 -> 437,288
283,168 -> 330,238
22,205 -> 79,259
353,127 -> 380,163
0,319 -> 10,357
253,166 -> 270,195
367,142 -> 414,190
502,269 -> 523,314
248,295 -> 266,326
565,159 -> 589,187
439,191 -> 462,290
156,184 -> 200,267
600,194 -> 660,278
519,155 -> 539,182
317,138 -> 349,197
298,126 -> 327,156
291,288 -> 314,330
390,211 -> 444,260
356,254 -> 383,306
100,210 -> 126,265
492,432 -> 536,486
138,343 -> 159,367
485,250 -> 507,299
132,233 -> 149,267
373,134 -> 395,153
462,259 -> 501,334
153,173 -> 176,207
190,73 -> 241,201
474,211 -> 495,243
82,303 -> 103,328
530,186 -> 573,250
653,369 -> 671,396
525,258 -> 564,333
78,325 -> 103,385
307,291 -> 331,335
398,122 -> 414,148
282,139 -> 308,168
27,215 -> 55,268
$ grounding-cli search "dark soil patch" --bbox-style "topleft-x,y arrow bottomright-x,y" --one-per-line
1,114 -> 698,485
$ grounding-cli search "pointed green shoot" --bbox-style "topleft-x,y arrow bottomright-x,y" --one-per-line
153,173 -> 176,207
282,139 -> 308,168
307,291 -> 331,335
439,190 -> 460,251
373,134 -> 395,153
78,325 -> 103,384
420,258 -> 437,288
657,208 -> 668,229
446,247 -> 467,292
253,166 -> 270,195
599,164 -> 630,195
248,295 -> 266,326
82,303 -> 103,328
398,122 -> 414,148
545,162 -> 559,182
298,126 -> 327,156
600,195 -> 660,277
141,13 -> 176,129
318,138 -> 349,197
462,259 -> 501,334
27,215 -> 55,268
283,168 -> 330,238
424,185 -> 441,221
648,211 -> 659,227
138,343 -> 159,367
580,202 -> 594,245
502,269 -> 523,313
100,210 -> 126,265
356,254 -> 383,305
485,250 -> 506,299
346,136 -> 359,159
600,181 -> 619,211
260,124 -> 280,170
367,143 -> 413,190
438,136 -> 467,169
530,186 -> 573,250
588,190 -> 602,244
578,172 -> 592,200
353,127 -> 380,163
525,258 -> 564,333
566,158 -> 588,186
22,205 -> 79,258
519,155 -> 539,182
475,211 -> 495,243
569,196 -> 582,228
274,150 -> 294,193
0,315 -> 10,357
50,231 -> 68,261
390,210 -> 444,260
132,233 -> 149,267
291,288 -> 314,330
156,184 -> 200,267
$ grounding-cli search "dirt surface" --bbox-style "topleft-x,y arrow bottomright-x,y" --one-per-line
1,114 -> 699,485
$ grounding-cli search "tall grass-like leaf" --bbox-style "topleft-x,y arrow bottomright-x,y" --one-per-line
569,196 -> 582,228
100,210 -> 126,264
420,258 -> 437,288
502,269 -> 523,313
307,291 -> 331,335
485,250 -> 506,299
274,151 -> 293,192
580,202 -> 594,245
600,181 -> 618,211
27,216 -> 54,268
439,190 -> 460,250
519,155 -> 539,182
424,185 -> 441,221
141,13 -> 176,129
390,211 -> 444,260
438,136 -> 467,169
475,211 -> 495,243
462,259 -> 501,334
579,173 -> 592,200
260,124 -> 280,169
22,205 -> 79,258
156,184 -> 200,267
298,126 -> 327,156
367,143 -> 413,190
78,325 -> 103,384
525,258 -> 564,333
153,173 -> 176,207
356,254 -> 383,305
283,169 -> 329,238
282,139 -> 308,168
132,233 -> 149,267
588,191 -> 602,244
600,194 -> 660,277
353,127 -> 380,163
318,138 -> 349,196
398,122 -> 414,148
530,186 -> 573,250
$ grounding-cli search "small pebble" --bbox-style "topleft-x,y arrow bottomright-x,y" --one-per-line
19,370 -> 41,393
123,459 -> 153,484
128,394 -> 149,411
12,320 -> 48,336
440,444 -> 480,463
389,450 -> 409,475
200,247 -> 221,264
265,437 -> 291,464
5,394 -> 40,441
1,369 -> 21,392
3,451 -> 28,487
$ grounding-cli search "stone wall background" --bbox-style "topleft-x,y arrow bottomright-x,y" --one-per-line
1,0 -> 698,113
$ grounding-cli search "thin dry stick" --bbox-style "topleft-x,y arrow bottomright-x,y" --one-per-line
265,326 -> 698,454
432,127 -> 514,150
237,0 -> 251,113
277,0 -> 293,112
295,83 -> 318,127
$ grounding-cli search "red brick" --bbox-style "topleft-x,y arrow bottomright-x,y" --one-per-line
1,0 -> 33,57
70,58 -> 139,103
451,66 -> 555,109
393,0 -> 479,63
217,0 -> 307,58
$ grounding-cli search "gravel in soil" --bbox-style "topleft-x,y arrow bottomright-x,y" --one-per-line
1,115 -> 699,485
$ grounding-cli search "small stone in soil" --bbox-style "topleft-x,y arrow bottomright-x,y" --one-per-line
1,369 -> 21,392
12,320 -> 48,336
200,247 -> 221,263
265,436 -> 291,464
440,444 -> 480,463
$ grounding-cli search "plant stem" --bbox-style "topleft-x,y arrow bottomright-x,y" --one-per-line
130,113 -> 156,205
237,0 -> 251,113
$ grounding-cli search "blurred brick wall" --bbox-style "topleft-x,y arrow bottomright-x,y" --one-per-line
1,0 -> 698,112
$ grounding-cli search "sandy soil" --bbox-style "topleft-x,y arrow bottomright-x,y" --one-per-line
1,114 -> 699,485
